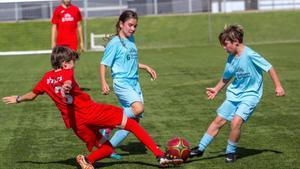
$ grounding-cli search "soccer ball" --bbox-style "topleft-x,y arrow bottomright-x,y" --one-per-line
165,137 -> 191,162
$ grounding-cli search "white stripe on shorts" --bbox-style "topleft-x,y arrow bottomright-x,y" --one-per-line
116,113 -> 128,129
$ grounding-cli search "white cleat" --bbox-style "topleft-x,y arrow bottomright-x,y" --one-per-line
76,154 -> 94,169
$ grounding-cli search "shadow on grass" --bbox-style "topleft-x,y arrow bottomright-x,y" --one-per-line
17,158 -> 159,168
89,142 -> 149,158
187,147 -> 283,163
16,158 -> 76,166
117,142 -> 147,155
16,142 -> 153,168
16,146 -> 283,167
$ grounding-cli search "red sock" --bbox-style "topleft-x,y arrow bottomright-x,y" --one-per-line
124,118 -> 164,157
87,141 -> 113,164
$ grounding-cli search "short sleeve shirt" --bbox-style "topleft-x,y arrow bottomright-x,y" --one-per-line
52,4 -> 82,50
101,36 -> 139,79
222,46 -> 272,101
33,69 -> 94,128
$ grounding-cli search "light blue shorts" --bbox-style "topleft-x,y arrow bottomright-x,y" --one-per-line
217,97 -> 259,122
113,78 -> 144,108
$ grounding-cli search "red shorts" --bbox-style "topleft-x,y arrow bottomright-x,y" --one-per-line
56,43 -> 77,51
73,103 -> 125,151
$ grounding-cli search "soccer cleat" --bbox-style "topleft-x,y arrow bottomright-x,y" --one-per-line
157,155 -> 183,167
110,152 -> 122,160
76,154 -> 94,169
189,146 -> 204,158
225,153 -> 237,163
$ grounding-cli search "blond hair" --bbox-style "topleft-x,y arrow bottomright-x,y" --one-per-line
218,24 -> 244,45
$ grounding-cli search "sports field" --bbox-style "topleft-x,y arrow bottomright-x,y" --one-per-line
0,11 -> 300,169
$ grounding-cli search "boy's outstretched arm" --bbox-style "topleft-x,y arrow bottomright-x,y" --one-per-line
206,78 -> 230,100
139,63 -> 157,81
2,92 -> 38,104
268,67 -> 285,96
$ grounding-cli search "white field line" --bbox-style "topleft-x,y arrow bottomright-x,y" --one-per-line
0,39 -> 299,56
0,50 -> 51,56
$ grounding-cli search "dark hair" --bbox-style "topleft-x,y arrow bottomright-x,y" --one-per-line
218,24 -> 244,45
116,10 -> 138,35
51,46 -> 79,69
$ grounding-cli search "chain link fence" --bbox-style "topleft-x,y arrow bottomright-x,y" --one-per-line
1,0 -> 300,22
0,0 -> 300,53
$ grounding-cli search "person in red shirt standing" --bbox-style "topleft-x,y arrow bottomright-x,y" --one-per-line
51,0 -> 85,52
2,46 -> 182,169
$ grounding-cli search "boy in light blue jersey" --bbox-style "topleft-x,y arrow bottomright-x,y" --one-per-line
189,24 -> 285,163
100,10 -> 157,159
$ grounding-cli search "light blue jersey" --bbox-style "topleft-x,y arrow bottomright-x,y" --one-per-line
101,35 -> 139,79
223,46 -> 272,101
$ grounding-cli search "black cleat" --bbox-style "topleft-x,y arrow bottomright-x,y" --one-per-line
225,153 -> 237,163
189,146 -> 204,158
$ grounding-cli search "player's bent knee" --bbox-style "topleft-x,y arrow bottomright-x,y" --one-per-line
131,102 -> 144,116
230,121 -> 242,130
212,118 -> 227,128
231,116 -> 243,130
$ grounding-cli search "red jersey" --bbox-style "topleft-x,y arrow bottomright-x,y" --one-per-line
33,69 -> 95,129
51,4 -> 82,51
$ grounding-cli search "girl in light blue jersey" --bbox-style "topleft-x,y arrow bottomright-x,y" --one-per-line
100,10 -> 157,159
189,24 -> 285,163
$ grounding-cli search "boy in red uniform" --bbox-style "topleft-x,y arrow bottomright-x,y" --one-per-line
51,0 -> 84,52
2,46 -> 182,169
